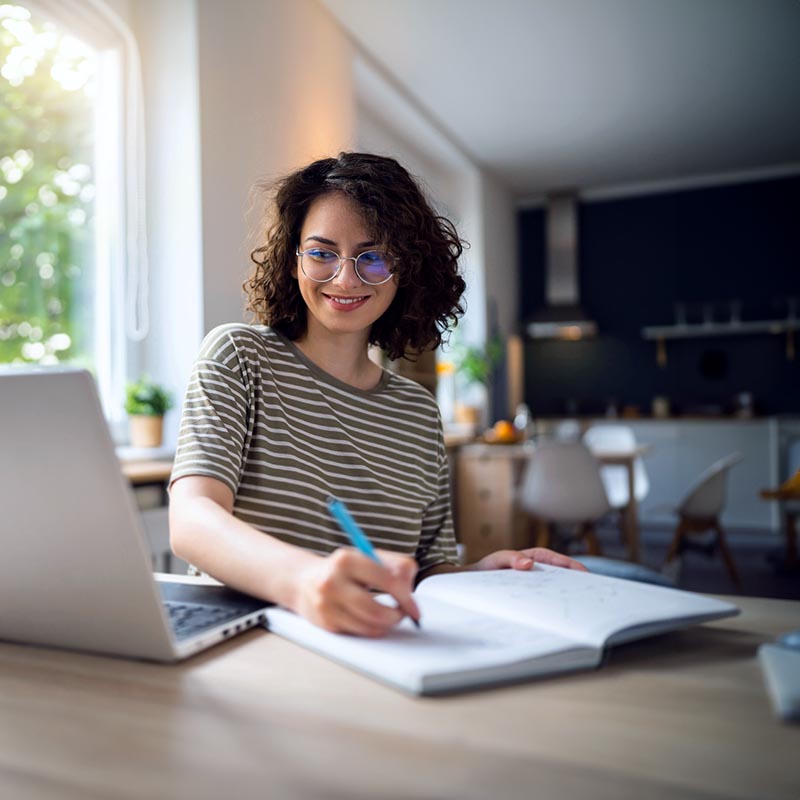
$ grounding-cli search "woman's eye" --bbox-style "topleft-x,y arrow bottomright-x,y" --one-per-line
308,249 -> 337,262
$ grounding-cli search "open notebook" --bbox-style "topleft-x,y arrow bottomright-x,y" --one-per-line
265,565 -> 738,695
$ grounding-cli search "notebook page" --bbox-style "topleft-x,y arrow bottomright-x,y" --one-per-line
416,566 -> 737,649
265,594 -> 588,693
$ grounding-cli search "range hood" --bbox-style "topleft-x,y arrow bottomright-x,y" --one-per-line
525,192 -> 597,340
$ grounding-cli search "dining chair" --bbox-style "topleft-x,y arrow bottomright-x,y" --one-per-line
582,424 -> 650,507
551,419 -> 582,441
664,452 -> 744,588
517,440 -> 612,555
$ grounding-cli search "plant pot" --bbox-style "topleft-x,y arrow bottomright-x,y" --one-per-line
129,415 -> 164,448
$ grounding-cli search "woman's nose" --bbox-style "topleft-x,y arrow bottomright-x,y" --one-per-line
332,257 -> 363,289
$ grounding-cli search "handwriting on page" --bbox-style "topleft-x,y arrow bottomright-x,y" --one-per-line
470,569 -> 622,618
418,566 -> 695,647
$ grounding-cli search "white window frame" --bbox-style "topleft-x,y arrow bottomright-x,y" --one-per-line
92,44 -> 127,432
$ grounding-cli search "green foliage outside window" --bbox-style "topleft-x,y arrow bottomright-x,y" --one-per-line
0,4 -> 96,366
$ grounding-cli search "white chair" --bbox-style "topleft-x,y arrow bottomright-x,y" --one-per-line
517,441 -> 612,555
552,419 -> 581,441
664,452 -> 743,588
582,424 -> 649,508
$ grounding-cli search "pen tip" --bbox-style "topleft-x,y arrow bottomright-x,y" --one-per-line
412,617 -> 421,629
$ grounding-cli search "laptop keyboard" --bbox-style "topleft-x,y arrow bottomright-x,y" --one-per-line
164,600 -> 249,641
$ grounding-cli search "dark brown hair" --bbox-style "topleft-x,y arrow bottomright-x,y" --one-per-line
245,152 -> 466,360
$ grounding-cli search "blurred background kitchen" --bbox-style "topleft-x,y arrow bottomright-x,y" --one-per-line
1,0 -> 798,596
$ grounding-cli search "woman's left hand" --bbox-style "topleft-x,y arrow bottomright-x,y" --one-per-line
470,547 -> 588,572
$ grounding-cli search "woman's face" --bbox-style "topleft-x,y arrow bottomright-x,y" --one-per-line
294,192 -> 398,344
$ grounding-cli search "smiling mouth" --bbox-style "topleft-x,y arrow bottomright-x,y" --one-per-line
324,294 -> 369,305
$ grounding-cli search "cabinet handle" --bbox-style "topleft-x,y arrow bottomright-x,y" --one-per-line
480,524 -> 492,538
479,489 -> 491,500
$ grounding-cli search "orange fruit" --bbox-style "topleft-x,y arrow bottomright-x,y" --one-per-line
493,420 -> 517,443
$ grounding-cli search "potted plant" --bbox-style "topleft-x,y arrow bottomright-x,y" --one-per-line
452,337 -> 504,428
124,376 -> 173,448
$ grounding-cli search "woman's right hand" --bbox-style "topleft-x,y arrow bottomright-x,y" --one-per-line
290,548 -> 420,637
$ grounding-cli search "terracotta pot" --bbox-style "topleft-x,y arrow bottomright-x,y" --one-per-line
129,415 -> 164,448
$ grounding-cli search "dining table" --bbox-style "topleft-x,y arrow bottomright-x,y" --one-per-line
454,440 -> 651,563
591,444 -> 652,562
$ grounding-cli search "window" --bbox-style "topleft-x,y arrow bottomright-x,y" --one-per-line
0,4 -> 98,365
0,1 -> 142,428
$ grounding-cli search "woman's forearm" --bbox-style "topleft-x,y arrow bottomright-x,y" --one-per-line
169,492 -> 318,608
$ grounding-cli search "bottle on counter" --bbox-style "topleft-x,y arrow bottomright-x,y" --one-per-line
652,396 -> 670,418
513,403 -> 532,440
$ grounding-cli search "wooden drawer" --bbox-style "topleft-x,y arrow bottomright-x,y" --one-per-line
456,453 -> 518,561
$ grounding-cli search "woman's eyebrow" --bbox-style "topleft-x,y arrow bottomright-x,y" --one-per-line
302,235 -> 378,249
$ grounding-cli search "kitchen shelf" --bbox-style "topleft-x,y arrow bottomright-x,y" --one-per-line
642,318 -> 800,340
642,317 -> 798,366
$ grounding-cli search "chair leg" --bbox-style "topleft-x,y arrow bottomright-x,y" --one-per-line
713,520 -> 742,590
785,511 -> 798,567
582,522 -> 602,556
665,518 -> 688,563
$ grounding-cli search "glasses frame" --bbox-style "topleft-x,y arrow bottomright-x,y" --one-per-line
295,247 -> 395,286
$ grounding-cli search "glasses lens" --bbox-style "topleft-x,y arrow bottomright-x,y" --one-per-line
301,248 -> 339,282
356,251 -> 393,284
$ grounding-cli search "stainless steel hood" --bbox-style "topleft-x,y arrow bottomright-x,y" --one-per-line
525,192 -> 597,340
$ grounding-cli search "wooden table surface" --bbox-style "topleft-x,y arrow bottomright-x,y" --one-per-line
1,595 -> 798,800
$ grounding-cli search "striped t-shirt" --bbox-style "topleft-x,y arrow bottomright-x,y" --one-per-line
171,324 -> 459,573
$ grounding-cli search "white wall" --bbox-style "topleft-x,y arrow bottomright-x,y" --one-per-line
195,0 -> 356,332
132,0 -> 203,449
479,171 -> 518,338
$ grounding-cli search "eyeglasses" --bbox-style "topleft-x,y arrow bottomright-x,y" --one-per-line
295,247 -> 395,286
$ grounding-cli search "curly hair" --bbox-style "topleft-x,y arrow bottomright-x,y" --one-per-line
245,152 -> 466,361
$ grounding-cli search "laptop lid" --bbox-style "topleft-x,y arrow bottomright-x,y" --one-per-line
0,367 -> 264,661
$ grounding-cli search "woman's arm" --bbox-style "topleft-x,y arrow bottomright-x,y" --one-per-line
169,475 -> 420,636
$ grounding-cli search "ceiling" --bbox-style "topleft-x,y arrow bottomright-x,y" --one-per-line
322,0 -> 800,198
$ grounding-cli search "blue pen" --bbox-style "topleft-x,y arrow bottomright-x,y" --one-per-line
327,496 -> 420,629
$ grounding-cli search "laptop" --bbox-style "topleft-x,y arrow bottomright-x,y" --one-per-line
0,366 -> 271,661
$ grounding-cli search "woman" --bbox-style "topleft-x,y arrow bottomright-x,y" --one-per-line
170,152 -> 584,637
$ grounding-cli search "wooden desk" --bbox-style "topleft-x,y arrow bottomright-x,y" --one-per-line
120,457 -> 174,570
456,443 -> 649,562
0,595 -> 797,799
